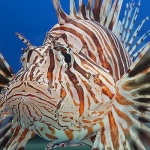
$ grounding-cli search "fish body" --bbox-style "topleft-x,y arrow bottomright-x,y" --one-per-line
0,0 -> 150,150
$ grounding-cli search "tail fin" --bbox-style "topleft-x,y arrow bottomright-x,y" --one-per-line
115,43 -> 150,149
0,53 -> 14,148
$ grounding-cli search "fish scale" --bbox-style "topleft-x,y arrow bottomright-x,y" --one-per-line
0,0 -> 150,150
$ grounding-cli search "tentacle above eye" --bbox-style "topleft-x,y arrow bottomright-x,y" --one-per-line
16,33 -> 34,50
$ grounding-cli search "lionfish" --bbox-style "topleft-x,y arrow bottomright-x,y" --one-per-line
0,0 -> 150,149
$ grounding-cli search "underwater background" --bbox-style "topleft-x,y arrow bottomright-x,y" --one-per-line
0,0 -> 150,149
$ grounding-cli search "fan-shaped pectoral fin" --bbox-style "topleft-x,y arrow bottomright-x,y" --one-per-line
4,125 -> 35,150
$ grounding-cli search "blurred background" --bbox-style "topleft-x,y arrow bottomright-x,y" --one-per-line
0,0 -> 149,149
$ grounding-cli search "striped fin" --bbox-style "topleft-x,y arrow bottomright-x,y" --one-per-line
114,43 -> 150,149
0,53 -> 14,149
118,0 -> 150,60
70,0 -> 77,18
0,53 -> 13,114
1,125 -> 35,150
79,0 -> 123,31
0,53 -> 13,143
0,53 -> 14,91
52,0 -> 123,31
0,116 -> 13,149
83,43 -> 150,149
52,0 -> 149,62
52,0 -> 69,24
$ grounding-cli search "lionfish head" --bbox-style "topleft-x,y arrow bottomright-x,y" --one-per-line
3,33 -> 76,128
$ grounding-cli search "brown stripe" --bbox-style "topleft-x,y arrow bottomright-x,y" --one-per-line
93,0 -> 102,22
25,105 -> 33,120
85,37 -> 97,62
84,126 -> 93,139
60,85 -> 67,98
67,20 -> 104,63
51,25 -> 103,64
93,74 -> 102,86
59,9 -> 68,23
7,82 -> 23,96
64,130 -> 74,140
45,133 -> 58,140
36,74 -> 43,81
18,128 -> 29,142
115,92 -> 133,105
87,95 -> 91,110
58,66 -> 63,82
48,126 -> 55,134
47,49 -> 55,81
77,52 -> 113,86
39,58 -> 44,64
70,20 -> 120,77
33,55 -> 38,63
75,85 -> 84,117
65,70 -> 79,85
100,33 -> 119,79
113,105 -> 133,126
51,26 -> 88,49
81,78 -> 99,104
117,38 -> 130,74
73,60 -> 90,79
83,119 -> 92,124
102,86 -> 114,99
79,1 -> 86,19
75,52 -> 111,84
29,65 -> 36,81
65,70 -> 84,116
85,21 -> 116,74
66,82 -> 79,107
26,82 -> 56,101
100,121 -> 106,145
27,50 -> 33,63
87,20 -> 127,79
99,24 -> 126,74
5,126 -> 21,148
108,111 -> 119,149
113,106 -> 132,141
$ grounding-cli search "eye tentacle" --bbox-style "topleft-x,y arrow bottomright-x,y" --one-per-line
16,33 -> 34,50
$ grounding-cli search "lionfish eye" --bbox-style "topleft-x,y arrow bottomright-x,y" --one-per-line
63,53 -> 71,65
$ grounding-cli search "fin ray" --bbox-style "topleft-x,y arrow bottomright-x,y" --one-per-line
52,0 -> 69,24
0,53 -> 13,111
116,43 -> 150,149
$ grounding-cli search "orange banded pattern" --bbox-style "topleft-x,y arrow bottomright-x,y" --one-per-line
49,19 -> 132,81
0,0 -> 150,150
